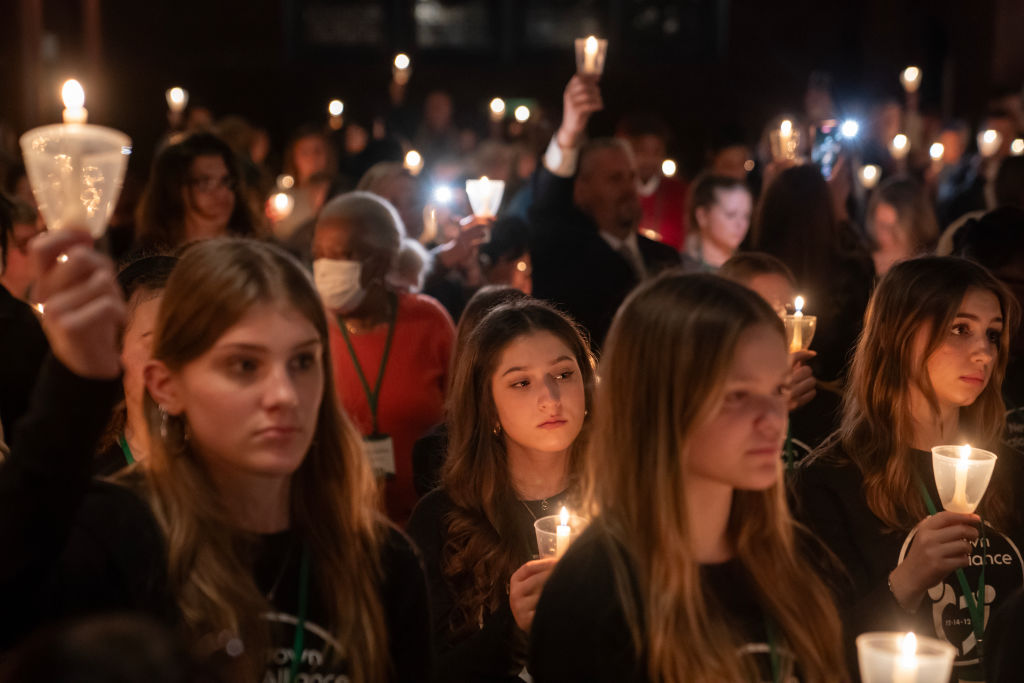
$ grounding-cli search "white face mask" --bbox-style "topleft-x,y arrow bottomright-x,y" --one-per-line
313,258 -> 366,313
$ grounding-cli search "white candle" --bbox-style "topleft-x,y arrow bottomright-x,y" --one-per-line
584,35 -> 599,72
555,506 -> 571,559
891,134 -> 909,160
61,79 -> 88,124
165,86 -> 188,114
790,296 -> 805,353
900,66 -> 921,94
465,176 -> 506,218
950,444 -> 971,513
893,632 -> 919,683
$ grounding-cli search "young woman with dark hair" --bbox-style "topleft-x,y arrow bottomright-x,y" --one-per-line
792,256 -> 1024,679
407,298 -> 595,682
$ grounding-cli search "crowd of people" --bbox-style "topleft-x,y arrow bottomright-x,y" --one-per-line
2,64 -> 1024,683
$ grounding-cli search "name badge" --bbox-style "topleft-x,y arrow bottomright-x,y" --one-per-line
364,435 -> 396,477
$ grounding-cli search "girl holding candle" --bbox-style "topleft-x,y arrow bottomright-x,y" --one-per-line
791,256 -> 1024,678
406,298 -> 595,683
0,233 -> 431,681
529,273 -> 845,682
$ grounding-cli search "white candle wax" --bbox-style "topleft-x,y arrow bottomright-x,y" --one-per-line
555,506 -> 571,558
790,296 -> 805,352
584,36 -> 598,72
950,444 -> 971,513
892,632 -> 919,683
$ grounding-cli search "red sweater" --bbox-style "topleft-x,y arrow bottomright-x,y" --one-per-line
329,292 -> 455,523
638,175 -> 688,251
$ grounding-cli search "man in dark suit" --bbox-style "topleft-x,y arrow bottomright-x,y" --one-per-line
0,194 -> 49,445
528,75 -> 681,349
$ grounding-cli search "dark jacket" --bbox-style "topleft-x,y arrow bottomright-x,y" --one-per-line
0,283 -> 48,445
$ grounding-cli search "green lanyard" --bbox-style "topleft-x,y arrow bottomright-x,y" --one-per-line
288,544 -> 311,682
914,473 -> 987,661
337,295 -> 397,436
765,615 -> 782,683
118,434 -> 135,465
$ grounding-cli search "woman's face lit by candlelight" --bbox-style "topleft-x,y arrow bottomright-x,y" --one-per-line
916,288 -> 1003,412
686,324 -> 790,491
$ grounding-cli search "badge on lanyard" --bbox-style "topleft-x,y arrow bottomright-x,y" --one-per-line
365,434 -> 396,478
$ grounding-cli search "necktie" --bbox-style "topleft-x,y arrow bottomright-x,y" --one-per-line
617,243 -> 646,281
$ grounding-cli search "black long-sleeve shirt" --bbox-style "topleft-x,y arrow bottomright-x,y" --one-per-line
0,356 -> 432,681
406,487 -> 571,683
791,441 -> 1024,680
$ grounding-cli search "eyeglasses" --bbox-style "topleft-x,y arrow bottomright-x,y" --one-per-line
187,174 -> 237,193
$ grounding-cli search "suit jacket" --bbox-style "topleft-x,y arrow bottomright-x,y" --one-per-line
528,167 -> 681,349
0,284 -> 49,446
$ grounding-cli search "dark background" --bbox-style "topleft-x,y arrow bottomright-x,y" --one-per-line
3,0 -> 1023,178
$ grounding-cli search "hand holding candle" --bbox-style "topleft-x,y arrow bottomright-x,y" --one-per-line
784,296 -> 817,353
534,507 -> 586,559
465,176 -> 505,219
575,35 -> 608,77
932,444 -> 997,514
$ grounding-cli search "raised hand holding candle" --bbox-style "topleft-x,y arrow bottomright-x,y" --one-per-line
555,507 -> 571,558
575,35 -> 608,77
931,444 -> 997,514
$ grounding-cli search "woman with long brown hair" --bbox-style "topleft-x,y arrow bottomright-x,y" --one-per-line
0,232 -> 430,681
792,256 -> 1024,680
406,298 -> 595,682
530,272 -> 846,683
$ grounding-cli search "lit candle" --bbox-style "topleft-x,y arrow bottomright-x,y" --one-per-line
514,105 -> 531,123
929,142 -> 945,163
661,159 -> 677,177
328,99 -> 344,117
950,444 -> 971,513
893,632 -> 919,683
489,97 -> 506,123
165,87 -> 188,114
584,35 -> 598,72
779,119 -> 793,153
900,66 -> 921,94
393,53 -> 411,85
61,79 -> 88,124
269,192 -> 294,221
890,134 -> 909,160
859,164 -> 881,189
1012,138 -> 1024,156
404,150 -> 423,176
978,129 -> 1001,158
555,506 -> 572,558
790,296 -> 804,352
465,176 -> 506,219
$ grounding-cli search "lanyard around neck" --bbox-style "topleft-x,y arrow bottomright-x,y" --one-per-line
118,434 -> 135,465
288,544 -> 311,682
914,472 -> 987,661
337,293 -> 397,436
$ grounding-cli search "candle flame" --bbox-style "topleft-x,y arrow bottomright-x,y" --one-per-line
892,134 -> 908,150
168,87 -> 185,105
780,119 -> 792,136
559,506 -> 570,526
328,99 -> 344,116
1012,138 -> 1024,156
404,150 -> 422,167
861,165 -> 879,182
394,53 -> 410,70
480,175 -> 489,182
514,105 -> 531,123
902,66 -> 920,83
272,193 -> 291,212
489,97 -> 506,114
900,632 -> 917,657
930,142 -> 944,160
982,129 -> 998,145
661,159 -> 677,177
960,444 -> 971,462
585,35 -> 598,55
794,296 -> 804,313
62,79 -> 85,110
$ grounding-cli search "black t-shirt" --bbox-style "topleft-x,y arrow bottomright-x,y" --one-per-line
406,487 -> 572,683
529,523 -> 787,683
791,442 -> 1024,678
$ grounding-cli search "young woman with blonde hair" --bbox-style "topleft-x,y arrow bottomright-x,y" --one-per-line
793,256 -> 1024,679
407,298 -> 595,682
529,273 -> 846,682
0,233 -> 430,681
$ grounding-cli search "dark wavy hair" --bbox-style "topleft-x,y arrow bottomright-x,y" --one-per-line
135,132 -> 257,251
440,299 -> 596,634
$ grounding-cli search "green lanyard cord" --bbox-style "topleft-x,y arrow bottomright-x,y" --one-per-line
914,474 -> 987,660
288,544 -> 311,682
118,435 -> 135,465
765,615 -> 781,683
338,294 -> 397,436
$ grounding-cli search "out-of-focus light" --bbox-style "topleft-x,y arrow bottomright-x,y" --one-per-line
1012,138 -> 1024,156
929,142 -> 945,161
394,53 -> 411,70
900,66 -> 921,93
270,192 -> 294,220
859,164 -> 881,189
277,174 -> 295,190
62,79 -> 85,110
661,159 -> 677,177
516,259 -> 528,272
743,159 -> 756,172
490,98 -> 506,115
432,185 -> 454,204
978,129 -> 1002,158
328,99 -> 344,116
641,229 -> 662,241
840,119 -> 860,138
165,86 -> 188,113
404,150 -> 424,175
514,105 -> 531,123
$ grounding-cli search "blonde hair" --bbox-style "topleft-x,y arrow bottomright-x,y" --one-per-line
585,272 -> 845,683
136,238 -> 387,680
